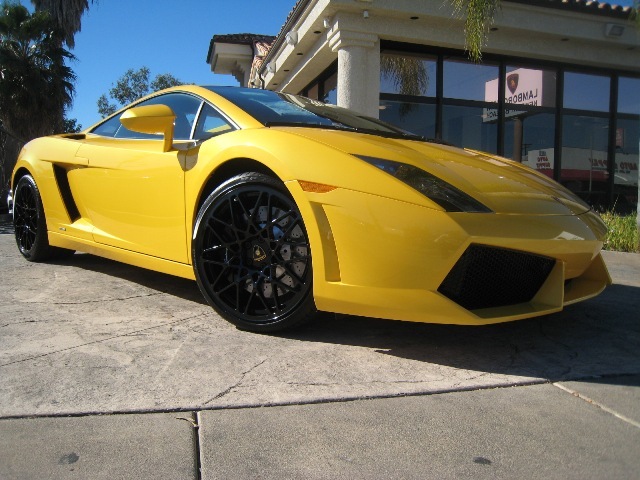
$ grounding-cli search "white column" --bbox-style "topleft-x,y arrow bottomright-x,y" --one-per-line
328,29 -> 380,118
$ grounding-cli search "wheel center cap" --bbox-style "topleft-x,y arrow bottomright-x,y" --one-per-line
253,245 -> 267,262
248,242 -> 270,267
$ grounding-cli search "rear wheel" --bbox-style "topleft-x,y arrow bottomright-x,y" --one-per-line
193,173 -> 316,332
13,174 -> 74,261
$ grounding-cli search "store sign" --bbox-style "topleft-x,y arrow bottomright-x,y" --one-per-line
523,147 -> 638,186
522,149 -> 554,176
483,68 -> 548,122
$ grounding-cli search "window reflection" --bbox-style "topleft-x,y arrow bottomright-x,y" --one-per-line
505,112 -> 555,167
564,72 -> 610,112
381,54 -> 436,97
618,77 -> 640,115
444,59 -> 498,102
614,116 -> 639,213
616,76 -> 640,212
379,100 -> 435,138
322,73 -> 337,105
504,67 -> 556,108
443,105 -> 497,153
561,115 -> 609,208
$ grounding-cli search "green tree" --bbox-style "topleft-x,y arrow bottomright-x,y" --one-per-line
62,117 -> 81,132
97,67 -> 183,117
0,2 -> 76,141
30,0 -> 94,48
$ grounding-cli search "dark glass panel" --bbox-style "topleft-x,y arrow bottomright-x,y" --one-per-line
442,104 -> 497,153
379,100 -> 435,139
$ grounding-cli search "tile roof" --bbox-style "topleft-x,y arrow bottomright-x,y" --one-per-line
505,0 -> 635,18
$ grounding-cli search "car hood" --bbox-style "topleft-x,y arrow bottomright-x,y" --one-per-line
280,127 -> 591,216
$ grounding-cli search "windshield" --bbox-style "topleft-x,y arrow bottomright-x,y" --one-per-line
205,86 -> 424,141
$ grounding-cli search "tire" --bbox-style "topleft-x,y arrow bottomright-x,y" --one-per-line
193,172 -> 316,332
13,174 -> 74,262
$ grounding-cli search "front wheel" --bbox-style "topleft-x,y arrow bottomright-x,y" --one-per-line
192,173 -> 316,332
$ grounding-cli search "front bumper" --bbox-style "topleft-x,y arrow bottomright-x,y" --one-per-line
292,184 -> 611,325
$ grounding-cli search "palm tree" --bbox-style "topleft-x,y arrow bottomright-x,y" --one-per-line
453,1 -> 639,61
30,0 -> 92,48
0,2 -> 76,141
450,0 -> 501,62
381,55 -> 429,97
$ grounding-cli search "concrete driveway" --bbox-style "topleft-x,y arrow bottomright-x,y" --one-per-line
1,216 -> 639,478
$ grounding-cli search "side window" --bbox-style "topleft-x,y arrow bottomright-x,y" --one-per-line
91,93 -> 203,140
91,115 -> 122,137
194,103 -> 234,140
139,93 -> 202,140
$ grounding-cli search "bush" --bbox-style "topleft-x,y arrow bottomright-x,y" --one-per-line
600,211 -> 639,253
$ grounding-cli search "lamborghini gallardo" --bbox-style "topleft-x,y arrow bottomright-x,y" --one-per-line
10,86 -> 611,332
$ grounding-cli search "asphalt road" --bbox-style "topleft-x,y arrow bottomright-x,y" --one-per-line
1,216 -> 639,479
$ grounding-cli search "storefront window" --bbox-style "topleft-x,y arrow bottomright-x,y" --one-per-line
505,112 -> 555,169
381,53 -> 436,97
618,77 -> 640,115
379,100 -> 436,139
442,105 -> 498,153
561,115 -> 609,207
322,73 -> 337,105
564,72 -> 610,112
614,77 -> 640,212
444,58 -> 498,102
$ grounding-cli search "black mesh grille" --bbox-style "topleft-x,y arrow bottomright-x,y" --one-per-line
438,245 -> 555,311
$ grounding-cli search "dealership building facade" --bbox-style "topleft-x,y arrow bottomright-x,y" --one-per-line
207,0 -> 640,214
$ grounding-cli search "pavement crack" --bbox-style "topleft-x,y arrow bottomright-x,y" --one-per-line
1,320 -> 38,327
27,292 -> 166,305
553,382 -> 640,430
203,358 -> 267,405
0,313 -> 208,368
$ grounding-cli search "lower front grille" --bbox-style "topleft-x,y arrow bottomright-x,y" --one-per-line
438,244 -> 556,311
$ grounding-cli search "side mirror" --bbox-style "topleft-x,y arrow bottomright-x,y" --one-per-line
120,104 -> 175,152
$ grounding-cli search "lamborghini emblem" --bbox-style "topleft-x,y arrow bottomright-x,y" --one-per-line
253,245 -> 267,262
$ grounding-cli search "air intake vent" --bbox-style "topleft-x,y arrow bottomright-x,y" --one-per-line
438,245 -> 555,311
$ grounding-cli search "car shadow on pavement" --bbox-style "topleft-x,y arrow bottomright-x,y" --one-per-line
49,250 -> 640,386
50,252 -> 208,306
283,283 -> 640,385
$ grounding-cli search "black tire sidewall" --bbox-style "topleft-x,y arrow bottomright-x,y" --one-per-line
14,174 -> 51,262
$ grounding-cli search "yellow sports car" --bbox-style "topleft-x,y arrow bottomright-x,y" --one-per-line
10,85 -> 611,332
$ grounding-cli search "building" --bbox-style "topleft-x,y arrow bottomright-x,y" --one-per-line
207,0 -> 640,214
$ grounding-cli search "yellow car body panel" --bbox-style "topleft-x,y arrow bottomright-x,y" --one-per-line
11,85 -> 612,328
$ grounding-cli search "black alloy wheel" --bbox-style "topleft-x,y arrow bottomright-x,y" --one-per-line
13,174 -> 74,261
193,173 -> 316,332
13,175 -> 51,261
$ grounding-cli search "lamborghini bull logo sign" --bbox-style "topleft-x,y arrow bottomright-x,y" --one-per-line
507,73 -> 519,95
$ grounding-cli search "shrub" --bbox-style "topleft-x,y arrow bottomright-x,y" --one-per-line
600,211 -> 639,253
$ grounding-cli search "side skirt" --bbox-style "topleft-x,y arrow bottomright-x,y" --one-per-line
48,231 -> 196,280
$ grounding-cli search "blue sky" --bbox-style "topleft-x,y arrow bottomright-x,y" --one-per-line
67,0 -> 296,128
53,0 -> 636,128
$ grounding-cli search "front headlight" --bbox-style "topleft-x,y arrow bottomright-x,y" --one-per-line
356,155 -> 492,213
